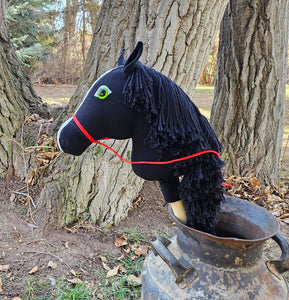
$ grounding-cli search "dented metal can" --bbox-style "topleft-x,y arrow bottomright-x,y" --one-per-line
141,196 -> 289,300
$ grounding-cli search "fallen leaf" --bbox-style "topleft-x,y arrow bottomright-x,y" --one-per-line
9,193 -> 16,202
107,265 -> 120,278
114,237 -> 128,247
117,253 -> 125,260
29,266 -> 38,274
12,298 -> 22,300
279,213 -> 289,219
64,241 -> 74,249
43,151 -> 56,159
98,255 -> 107,263
135,244 -> 150,257
66,278 -> 83,284
98,255 -> 111,271
126,274 -> 142,286
0,278 -> 2,292
70,269 -> 77,277
64,226 -> 78,234
48,261 -> 57,269
100,263 -> 110,271
281,218 -> 289,224
267,194 -> 283,203
0,265 -> 10,272
96,293 -> 104,300
131,243 -> 138,251
250,177 -> 260,188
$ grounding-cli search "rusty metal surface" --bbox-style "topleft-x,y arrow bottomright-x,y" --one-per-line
171,196 -> 280,268
141,237 -> 289,300
171,196 -> 280,244
141,196 -> 289,300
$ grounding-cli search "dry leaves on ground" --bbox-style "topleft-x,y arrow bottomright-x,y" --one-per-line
0,265 -> 10,272
97,236 -> 151,279
28,266 -> 38,275
225,175 -> 289,221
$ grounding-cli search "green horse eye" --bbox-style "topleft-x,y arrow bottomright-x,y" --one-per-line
95,85 -> 112,99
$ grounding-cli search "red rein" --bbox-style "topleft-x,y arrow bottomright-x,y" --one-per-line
72,114 -> 231,187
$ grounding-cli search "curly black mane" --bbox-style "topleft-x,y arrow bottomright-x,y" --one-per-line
123,62 -> 225,233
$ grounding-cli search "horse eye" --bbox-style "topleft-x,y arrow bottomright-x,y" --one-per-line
94,85 -> 112,100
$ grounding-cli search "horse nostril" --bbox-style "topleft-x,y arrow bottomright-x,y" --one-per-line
60,137 -> 68,148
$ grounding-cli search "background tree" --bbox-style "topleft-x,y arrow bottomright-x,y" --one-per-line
6,0 -> 52,71
0,0 -> 47,179
210,0 -> 289,184
36,0 -> 229,229
5,0 -> 102,84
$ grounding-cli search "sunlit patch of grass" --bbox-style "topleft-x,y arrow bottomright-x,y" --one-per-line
96,227 -> 148,300
21,277 -> 94,300
199,108 -> 211,119
42,97 -> 70,105
195,85 -> 214,94
118,227 -> 147,244
54,280 -> 94,300
98,255 -> 144,300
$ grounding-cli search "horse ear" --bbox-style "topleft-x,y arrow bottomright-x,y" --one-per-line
123,41 -> 143,77
118,48 -> 125,66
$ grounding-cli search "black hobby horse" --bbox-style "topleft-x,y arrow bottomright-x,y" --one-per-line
57,41 -> 225,234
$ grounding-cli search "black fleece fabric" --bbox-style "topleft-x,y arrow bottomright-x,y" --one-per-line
57,41 -> 225,233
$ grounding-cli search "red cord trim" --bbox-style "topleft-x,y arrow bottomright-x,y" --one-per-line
73,114 -> 98,143
94,139 -> 220,165
72,114 -> 220,165
72,113 -> 231,187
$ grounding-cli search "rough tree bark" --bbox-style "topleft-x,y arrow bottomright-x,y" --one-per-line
210,0 -> 289,184
37,0 -> 229,228
0,0 -> 46,179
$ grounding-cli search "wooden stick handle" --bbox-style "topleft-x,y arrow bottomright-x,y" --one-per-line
170,200 -> 187,224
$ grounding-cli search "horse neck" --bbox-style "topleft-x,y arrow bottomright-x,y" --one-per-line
131,114 -> 160,162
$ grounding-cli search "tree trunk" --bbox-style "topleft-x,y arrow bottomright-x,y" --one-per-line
37,0 -> 229,228
210,0 -> 289,184
0,0 -> 46,179
62,0 -> 79,84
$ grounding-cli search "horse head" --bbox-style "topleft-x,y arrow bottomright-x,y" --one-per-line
57,42 -> 144,156
57,41 -> 225,233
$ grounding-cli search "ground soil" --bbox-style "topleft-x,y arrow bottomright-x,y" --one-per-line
0,178 -> 175,299
0,85 -> 288,299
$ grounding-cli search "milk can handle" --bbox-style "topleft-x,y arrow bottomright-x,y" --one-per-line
150,235 -> 197,284
266,234 -> 289,274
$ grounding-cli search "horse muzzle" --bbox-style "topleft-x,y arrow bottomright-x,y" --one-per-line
57,117 -> 92,156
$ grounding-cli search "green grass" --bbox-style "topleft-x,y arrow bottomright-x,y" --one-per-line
199,108 -> 211,119
42,97 -> 70,105
118,227 -> 147,244
96,228 -> 147,300
21,277 -> 94,300
195,85 -> 214,94
98,254 -> 144,300
54,280 -> 94,300
18,228 -> 155,300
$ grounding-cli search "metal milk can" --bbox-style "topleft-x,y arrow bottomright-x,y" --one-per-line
141,196 -> 289,299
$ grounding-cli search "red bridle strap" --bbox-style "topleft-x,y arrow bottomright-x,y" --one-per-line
72,113 -> 231,187
94,138 -> 221,165
72,113 -> 222,165
73,114 -> 99,143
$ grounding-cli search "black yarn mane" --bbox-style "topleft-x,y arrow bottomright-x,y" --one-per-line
123,62 -> 225,233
